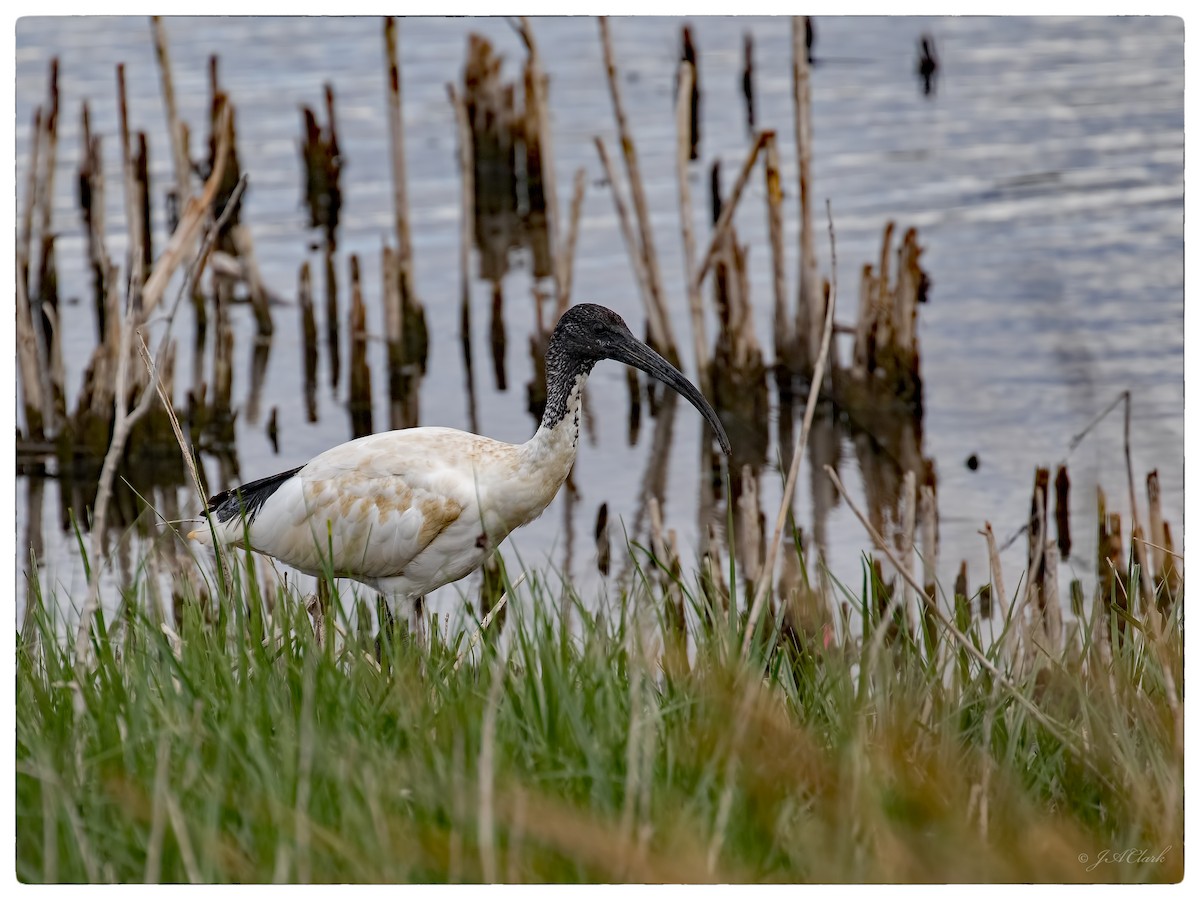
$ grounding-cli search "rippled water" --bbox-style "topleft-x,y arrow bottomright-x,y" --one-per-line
15,16 -> 1184,621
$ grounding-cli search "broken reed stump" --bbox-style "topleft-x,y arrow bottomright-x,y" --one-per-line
324,243 -> 341,389
78,102 -> 110,344
680,25 -> 700,161
207,57 -> 242,254
1054,465 -> 1071,559
298,261 -> 319,422
347,255 -> 374,439
1146,470 -> 1182,607
594,501 -> 610,577
382,245 -> 424,430
742,33 -> 756,136
1026,467 -> 1050,616
460,32 -> 555,297
1096,488 -> 1130,645
300,83 -> 342,245
463,34 -> 520,285
839,222 -> 928,417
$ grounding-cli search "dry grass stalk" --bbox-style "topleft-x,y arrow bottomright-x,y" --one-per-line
598,16 -> 676,360
674,60 -> 708,389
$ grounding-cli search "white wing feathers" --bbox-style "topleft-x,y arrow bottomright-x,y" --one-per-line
191,428 -> 510,580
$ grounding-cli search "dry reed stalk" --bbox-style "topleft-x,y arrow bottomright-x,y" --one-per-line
298,262 -> 318,422
733,466 -> 763,590
1042,542 -> 1062,651
598,16 -> 676,360
899,470 -> 918,634
680,25 -> 700,160
447,83 -> 480,435
738,200 -> 837,662
556,168 -> 587,318
742,33 -> 755,136
384,17 -> 417,316
117,64 -> 146,315
1115,393 -> 1157,607
79,103 -> 111,342
229,224 -> 274,335
151,16 -> 191,210
1027,468 -> 1050,604
762,131 -> 790,367
34,63 -> 66,428
18,107 -> 41,304
594,136 -> 665,348
1146,469 -> 1166,583
919,484 -> 938,596
674,60 -> 708,390
347,255 -> 374,439
792,16 -> 820,368
16,258 -> 46,441
693,131 -> 768,287
1054,465 -> 1071,559
141,107 -> 232,312
980,521 -> 1012,655
17,106 -> 51,440
515,17 -> 561,293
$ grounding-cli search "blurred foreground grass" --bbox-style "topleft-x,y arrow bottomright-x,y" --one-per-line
16,547 -> 1182,883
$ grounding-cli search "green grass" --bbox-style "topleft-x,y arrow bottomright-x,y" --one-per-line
16,546 -> 1183,883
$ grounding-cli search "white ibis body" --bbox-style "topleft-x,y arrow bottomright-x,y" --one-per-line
190,304 -> 730,633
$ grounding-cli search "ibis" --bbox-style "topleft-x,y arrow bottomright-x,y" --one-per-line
190,303 -> 731,637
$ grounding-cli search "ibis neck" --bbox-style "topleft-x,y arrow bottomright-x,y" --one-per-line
523,340 -> 594,462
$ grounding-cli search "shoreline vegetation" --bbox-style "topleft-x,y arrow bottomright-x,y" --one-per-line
15,16 -> 1183,884
16,536 -> 1184,883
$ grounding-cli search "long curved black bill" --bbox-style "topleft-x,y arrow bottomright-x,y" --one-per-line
611,335 -> 732,456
